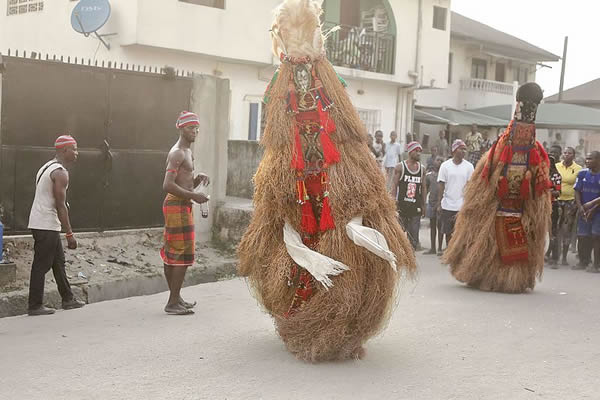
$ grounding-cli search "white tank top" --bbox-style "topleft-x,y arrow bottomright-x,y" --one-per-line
28,159 -> 66,231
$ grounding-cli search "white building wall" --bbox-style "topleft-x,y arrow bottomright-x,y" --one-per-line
418,0 -> 451,90
0,0 -> 447,144
387,0 -> 450,89
345,78 -> 403,138
416,37 -> 538,110
0,0 -> 279,140
132,0 -> 279,64
416,39 -> 467,108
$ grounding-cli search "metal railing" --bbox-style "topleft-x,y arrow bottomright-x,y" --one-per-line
323,22 -> 395,75
460,78 -> 514,95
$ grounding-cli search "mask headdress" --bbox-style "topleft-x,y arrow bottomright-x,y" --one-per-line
514,82 -> 544,124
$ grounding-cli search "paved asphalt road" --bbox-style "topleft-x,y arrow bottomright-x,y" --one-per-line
1,247 -> 599,400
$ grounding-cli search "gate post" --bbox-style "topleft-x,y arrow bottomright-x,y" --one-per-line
0,59 -> 4,223
190,75 -> 231,241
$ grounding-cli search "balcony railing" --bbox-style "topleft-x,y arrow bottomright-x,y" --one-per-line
460,78 -> 515,95
323,22 -> 395,75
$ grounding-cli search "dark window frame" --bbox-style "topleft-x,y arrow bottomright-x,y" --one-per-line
471,58 -> 487,80
495,62 -> 506,82
248,103 -> 259,141
432,6 -> 448,31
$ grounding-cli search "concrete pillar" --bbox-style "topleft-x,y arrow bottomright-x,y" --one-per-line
510,80 -> 519,117
395,87 -> 414,154
0,60 -> 4,221
190,74 -> 231,242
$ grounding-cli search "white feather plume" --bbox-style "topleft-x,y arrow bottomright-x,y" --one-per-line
271,0 -> 325,58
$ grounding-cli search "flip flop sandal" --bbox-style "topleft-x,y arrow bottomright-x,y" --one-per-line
164,306 -> 195,315
179,300 -> 197,309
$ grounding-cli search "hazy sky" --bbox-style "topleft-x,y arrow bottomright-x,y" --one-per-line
451,0 -> 599,97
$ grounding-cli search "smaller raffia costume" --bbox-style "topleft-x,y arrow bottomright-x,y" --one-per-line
443,83 -> 552,293
238,0 -> 416,362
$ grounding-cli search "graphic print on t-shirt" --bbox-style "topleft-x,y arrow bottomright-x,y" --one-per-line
406,182 -> 417,200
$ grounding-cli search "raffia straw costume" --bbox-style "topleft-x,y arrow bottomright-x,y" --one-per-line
237,0 -> 416,362
443,83 -> 552,293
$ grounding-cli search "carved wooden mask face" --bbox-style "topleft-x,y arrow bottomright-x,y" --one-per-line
294,64 -> 312,93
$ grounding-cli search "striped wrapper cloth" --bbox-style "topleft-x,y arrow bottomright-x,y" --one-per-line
160,194 -> 195,267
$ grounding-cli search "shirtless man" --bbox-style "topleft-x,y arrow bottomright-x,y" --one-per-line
160,111 -> 210,315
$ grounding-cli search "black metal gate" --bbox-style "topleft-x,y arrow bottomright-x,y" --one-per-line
0,55 -> 193,233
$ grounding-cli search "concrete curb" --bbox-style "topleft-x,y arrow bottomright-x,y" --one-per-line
0,260 -> 238,318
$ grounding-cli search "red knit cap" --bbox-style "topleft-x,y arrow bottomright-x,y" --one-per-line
54,135 -> 77,149
406,141 -> 422,153
176,111 -> 200,129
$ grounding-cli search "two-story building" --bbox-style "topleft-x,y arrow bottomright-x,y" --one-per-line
415,11 -> 559,146
1,0 -> 451,149
417,11 -> 559,110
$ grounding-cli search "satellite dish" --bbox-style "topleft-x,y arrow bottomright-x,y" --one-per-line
71,0 -> 112,49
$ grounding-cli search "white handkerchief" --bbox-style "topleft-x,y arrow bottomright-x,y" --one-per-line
283,223 -> 349,289
346,216 -> 397,271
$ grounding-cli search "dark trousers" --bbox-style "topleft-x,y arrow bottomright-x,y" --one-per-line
441,209 -> 458,244
578,236 -> 600,267
548,203 -> 561,261
400,215 -> 421,250
558,200 -> 577,261
28,229 -> 74,309
429,216 -> 443,252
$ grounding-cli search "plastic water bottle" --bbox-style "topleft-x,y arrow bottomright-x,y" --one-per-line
0,220 -> 4,263
201,201 -> 209,219
199,183 -> 210,219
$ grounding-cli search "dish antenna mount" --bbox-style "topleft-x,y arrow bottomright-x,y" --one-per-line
71,0 -> 114,50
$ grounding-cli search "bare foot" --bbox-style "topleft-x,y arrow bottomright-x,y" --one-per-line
179,298 -> 197,309
164,303 -> 194,315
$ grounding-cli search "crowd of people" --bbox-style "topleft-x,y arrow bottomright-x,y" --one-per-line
23,117 -> 599,317
545,145 -> 600,272
371,128 -> 599,273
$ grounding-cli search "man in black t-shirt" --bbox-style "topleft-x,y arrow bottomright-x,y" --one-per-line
392,141 -> 427,249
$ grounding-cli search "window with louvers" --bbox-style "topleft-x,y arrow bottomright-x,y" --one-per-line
357,109 -> 382,136
432,6 -> 448,31
7,0 -> 44,16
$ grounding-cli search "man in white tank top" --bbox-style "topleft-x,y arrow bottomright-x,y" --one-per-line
27,135 -> 85,315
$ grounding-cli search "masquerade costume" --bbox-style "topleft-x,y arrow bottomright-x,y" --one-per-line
238,0 -> 416,362
443,83 -> 552,293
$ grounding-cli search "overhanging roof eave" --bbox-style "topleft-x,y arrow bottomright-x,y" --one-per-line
450,33 -> 560,62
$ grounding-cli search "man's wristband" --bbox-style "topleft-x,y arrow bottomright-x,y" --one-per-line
65,232 -> 74,238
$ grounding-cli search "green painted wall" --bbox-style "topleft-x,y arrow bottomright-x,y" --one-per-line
322,0 -> 341,24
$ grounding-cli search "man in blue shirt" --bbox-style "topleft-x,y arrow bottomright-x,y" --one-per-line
574,151 -> 600,272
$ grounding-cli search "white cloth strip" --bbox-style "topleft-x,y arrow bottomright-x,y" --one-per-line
345,216 -> 397,271
283,223 -> 349,289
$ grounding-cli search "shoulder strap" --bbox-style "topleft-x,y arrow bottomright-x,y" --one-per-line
398,161 -> 405,182
36,161 -> 60,186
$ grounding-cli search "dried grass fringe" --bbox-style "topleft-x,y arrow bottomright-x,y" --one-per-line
238,60 -> 416,362
443,146 -> 551,293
